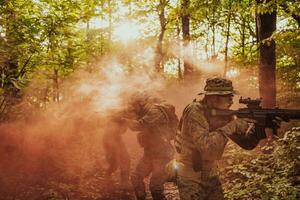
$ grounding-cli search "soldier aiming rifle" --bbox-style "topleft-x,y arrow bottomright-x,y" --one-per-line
173,77 -> 300,200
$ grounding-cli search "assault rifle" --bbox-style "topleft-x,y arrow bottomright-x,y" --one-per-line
210,97 -> 300,136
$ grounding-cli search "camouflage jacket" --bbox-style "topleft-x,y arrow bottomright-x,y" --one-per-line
175,100 -> 260,170
130,103 -> 174,159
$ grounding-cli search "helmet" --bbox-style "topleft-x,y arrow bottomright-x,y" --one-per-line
128,91 -> 150,106
126,91 -> 150,115
198,77 -> 239,95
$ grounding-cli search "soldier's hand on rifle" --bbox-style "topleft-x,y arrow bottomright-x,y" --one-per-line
218,118 -> 256,137
272,116 -> 283,129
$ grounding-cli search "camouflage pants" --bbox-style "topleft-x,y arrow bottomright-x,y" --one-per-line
103,135 -> 130,183
131,156 -> 170,200
177,174 -> 224,200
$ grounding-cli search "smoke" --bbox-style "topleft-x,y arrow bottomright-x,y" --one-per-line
0,39 -> 260,197
0,47 -> 167,196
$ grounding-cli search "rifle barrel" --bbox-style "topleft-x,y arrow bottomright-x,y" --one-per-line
212,108 -> 300,120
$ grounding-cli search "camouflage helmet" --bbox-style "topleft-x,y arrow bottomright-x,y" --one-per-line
128,91 -> 150,106
198,77 -> 239,95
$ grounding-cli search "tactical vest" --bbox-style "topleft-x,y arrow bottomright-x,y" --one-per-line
137,103 -> 176,158
156,103 -> 179,141
175,100 -> 231,171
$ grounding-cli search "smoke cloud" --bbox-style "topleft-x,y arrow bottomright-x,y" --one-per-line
0,42 -> 259,198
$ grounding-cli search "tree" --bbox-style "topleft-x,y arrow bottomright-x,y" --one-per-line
181,0 -> 193,79
0,0 -> 100,118
223,0 -> 233,76
256,0 -> 277,108
256,0 -> 277,137
154,0 -> 169,72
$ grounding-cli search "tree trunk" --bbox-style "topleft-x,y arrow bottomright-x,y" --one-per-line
224,0 -> 232,77
181,0 -> 193,79
204,0 -> 209,61
211,10 -> 216,59
53,68 -> 59,102
155,1 -> 167,73
108,0 -> 112,45
241,16 -> 246,56
177,16 -> 183,79
256,0 -> 276,137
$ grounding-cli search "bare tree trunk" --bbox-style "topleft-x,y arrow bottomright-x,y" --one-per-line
256,0 -> 276,137
204,0 -> 209,61
177,16 -> 183,79
211,0 -> 220,60
108,0 -> 112,45
53,68 -> 59,102
181,0 -> 193,80
155,0 -> 167,73
211,12 -> 216,59
241,16 -> 246,56
43,86 -> 49,108
223,0 -> 232,77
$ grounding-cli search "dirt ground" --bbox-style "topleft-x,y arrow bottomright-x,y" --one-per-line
0,161 -> 180,200
0,131 -> 180,200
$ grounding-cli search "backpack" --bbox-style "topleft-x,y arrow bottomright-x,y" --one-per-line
156,103 -> 179,141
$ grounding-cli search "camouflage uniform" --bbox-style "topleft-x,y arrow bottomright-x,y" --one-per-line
103,114 -> 130,186
175,78 -> 263,200
128,95 -> 175,200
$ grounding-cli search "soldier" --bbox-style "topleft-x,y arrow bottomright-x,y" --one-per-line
124,92 -> 178,200
174,77 -> 277,200
102,111 -> 131,188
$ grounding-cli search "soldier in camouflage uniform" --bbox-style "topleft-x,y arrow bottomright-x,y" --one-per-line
125,92 -> 177,200
102,112 -> 130,188
175,77 -> 268,200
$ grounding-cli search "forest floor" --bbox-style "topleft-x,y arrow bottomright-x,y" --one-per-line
0,166 -> 180,200
0,132 -> 180,200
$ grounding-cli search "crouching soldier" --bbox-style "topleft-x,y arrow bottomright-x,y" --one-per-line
102,111 -> 131,188
124,92 -> 178,200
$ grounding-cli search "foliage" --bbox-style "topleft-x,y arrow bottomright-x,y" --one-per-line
0,0 -> 102,117
221,127 -> 300,200
0,0 -> 299,113
276,29 -> 300,91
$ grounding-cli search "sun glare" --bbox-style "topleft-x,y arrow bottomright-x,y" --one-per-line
113,21 -> 141,42
226,68 -> 240,78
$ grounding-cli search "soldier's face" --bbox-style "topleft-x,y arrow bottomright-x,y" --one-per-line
207,94 -> 233,109
215,94 -> 233,109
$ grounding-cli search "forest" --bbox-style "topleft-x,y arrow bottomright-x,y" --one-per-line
0,0 -> 299,199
